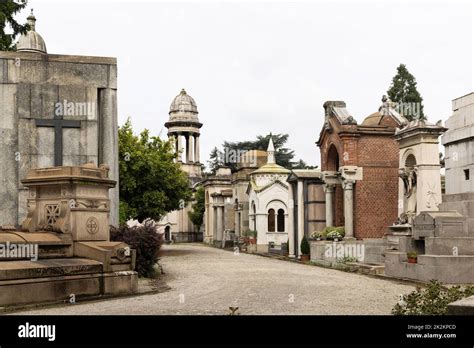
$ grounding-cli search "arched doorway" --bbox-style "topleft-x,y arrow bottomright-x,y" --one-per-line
164,226 -> 171,242
326,144 -> 340,171
326,144 -> 344,227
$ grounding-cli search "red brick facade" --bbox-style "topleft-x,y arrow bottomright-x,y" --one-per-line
317,104 -> 400,239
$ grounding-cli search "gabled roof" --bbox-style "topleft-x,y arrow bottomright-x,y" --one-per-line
247,178 -> 289,195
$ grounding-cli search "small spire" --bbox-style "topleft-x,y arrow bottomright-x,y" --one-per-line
27,9 -> 36,31
267,133 -> 275,164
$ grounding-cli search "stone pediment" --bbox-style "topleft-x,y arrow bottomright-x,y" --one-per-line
251,179 -> 288,194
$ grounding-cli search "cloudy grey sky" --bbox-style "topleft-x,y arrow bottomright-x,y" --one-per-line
22,0 -> 473,167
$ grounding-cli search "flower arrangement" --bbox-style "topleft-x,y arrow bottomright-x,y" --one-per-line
326,230 -> 343,241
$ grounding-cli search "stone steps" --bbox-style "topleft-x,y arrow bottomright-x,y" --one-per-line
346,262 -> 385,275
0,258 -> 102,280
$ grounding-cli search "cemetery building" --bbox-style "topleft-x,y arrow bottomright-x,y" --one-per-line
0,11 -> 119,227
158,89 -> 204,242
0,11 -> 136,307
247,137 -> 291,252
442,92 -> 474,231
202,150 -> 266,246
385,92 -> 474,284
316,97 -> 407,239
287,170 -> 325,257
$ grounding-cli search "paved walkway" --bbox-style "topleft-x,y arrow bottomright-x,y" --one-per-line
16,243 -> 415,315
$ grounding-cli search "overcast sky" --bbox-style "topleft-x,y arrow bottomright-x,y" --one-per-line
20,0 -> 473,167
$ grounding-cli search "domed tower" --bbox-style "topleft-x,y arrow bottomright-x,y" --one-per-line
165,89 -> 203,180
17,9 -> 47,54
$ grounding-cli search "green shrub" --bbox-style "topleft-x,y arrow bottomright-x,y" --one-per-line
110,221 -> 163,278
243,230 -> 257,238
323,226 -> 336,235
311,231 -> 325,239
392,280 -> 474,315
407,251 -> 418,259
300,236 -> 310,255
334,226 -> 345,237
336,256 -> 358,264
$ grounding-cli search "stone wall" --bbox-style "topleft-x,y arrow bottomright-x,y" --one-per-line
0,51 -> 119,227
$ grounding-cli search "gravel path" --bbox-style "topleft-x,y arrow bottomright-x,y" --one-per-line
15,243 -> 415,315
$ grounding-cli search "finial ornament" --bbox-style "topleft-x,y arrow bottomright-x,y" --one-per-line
27,8 -> 36,31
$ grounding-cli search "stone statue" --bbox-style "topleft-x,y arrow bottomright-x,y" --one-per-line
398,167 -> 417,223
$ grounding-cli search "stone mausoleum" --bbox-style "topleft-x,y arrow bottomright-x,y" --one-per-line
385,92 -> 474,284
0,11 -> 119,227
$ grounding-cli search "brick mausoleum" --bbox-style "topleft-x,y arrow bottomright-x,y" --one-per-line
317,97 -> 407,239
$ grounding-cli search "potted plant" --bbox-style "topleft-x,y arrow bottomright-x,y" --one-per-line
326,230 -> 343,242
407,251 -> 418,264
247,230 -> 257,244
300,236 -> 311,262
311,231 -> 325,241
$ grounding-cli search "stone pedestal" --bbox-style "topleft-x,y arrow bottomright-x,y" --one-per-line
21,165 -> 115,241
0,164 -> 138,307
385,211 -> 474,284
385,224 -> 412,250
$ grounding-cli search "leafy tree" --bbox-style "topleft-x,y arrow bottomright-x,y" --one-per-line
0,0 -> 29,51
207,133 -> 313,173
387,64 -> 425,121
188,185 -> 205,232
292,159 -> 316,170
119,119 -> 192,223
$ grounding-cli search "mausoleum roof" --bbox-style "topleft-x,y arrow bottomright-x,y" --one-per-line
251,162 -> 291,175
17,10 -> 47,54
170,89 -> 198,114
361,96 -> 408,127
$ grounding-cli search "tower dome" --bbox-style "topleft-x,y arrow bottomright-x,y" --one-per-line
17,9 -> 47,54
165,89 -> 203,173
170,89 -> 198,114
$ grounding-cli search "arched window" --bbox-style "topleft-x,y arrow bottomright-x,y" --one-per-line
268,209 -> 275,232
277,209 -> 285,232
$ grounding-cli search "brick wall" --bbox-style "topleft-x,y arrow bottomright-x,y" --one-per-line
354,135 -> 399,238
319,121 -> 399,239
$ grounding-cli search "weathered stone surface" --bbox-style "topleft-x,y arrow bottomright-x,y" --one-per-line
442,93 -> 474,195
0,49 -> 119,227
0,162 -> 137,307
0,258 -> 102,280
448,295 -> 474,315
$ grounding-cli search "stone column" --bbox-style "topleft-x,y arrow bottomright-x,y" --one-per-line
297,180 -> 304,256
323,184 -> 335,227
216,205 -> 223,242
342,180 -> 355,239
288,182 -> 295,257
99,88 -> 119,227
194,135 -> 200,163
184,133 -> 191,163
212,205 -> 218,243
188,134 -> 194,163
177,133 -> 183,162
